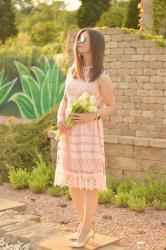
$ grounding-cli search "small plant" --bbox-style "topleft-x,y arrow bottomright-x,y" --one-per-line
128,181 -> 146,199
113,191 -> 129,208
144,173 -> 166,204
152,199 -> 166,210
48,185 -> 62,197
106,175 -> 118,192
117,178 -> 133,193
29,175 -> 48,193
63,186 -> 72,200
6,164 -> 30,189
127,195 -> 147,213
99,189 -> 113,204
28,152 -> 54,193
122,27 -> 166,47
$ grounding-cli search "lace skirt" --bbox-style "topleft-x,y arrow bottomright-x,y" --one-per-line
54,119 -> 107,191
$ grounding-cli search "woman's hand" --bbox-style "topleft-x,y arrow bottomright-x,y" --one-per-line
57,117 -> 71,133
70,112 -> 96,124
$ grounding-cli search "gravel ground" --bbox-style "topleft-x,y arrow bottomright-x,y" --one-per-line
0,182 -> 166,250
0,237 -> 30,250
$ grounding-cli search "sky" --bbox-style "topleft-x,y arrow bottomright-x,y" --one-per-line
64,0 -> 81,11
36,0 -> 81,10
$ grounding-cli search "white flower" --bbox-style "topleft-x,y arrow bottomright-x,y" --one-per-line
89,95 -> 96,105
78,96 -> 84,101
90,95 -> 96,101
88,105 -> 97,112
82,92 -> 90,99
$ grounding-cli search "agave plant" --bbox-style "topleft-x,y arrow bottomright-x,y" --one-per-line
8,58 -> 65,119
0,68 -> 17,106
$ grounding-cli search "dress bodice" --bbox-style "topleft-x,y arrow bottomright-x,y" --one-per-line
64,67 -> 103,115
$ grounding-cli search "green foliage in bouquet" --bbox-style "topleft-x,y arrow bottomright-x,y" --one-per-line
8,58 -> 65,119
54,91 -> 97,140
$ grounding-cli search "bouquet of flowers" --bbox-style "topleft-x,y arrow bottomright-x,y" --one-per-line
54,91 -> 97,141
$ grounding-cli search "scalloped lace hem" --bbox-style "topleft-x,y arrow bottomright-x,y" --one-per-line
54,170 -> 107,192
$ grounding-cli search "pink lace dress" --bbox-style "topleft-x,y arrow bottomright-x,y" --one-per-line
54,66 -> 107,191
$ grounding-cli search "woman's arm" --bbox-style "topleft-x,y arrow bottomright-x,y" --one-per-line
57,66 -> 72,122
57,91 -> 68,122
97,72 -> 116,119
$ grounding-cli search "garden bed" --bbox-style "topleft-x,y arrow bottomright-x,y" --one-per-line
0,182 -> 165,250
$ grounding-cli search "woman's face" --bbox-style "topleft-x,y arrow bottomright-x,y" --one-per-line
76,31 -> 91,54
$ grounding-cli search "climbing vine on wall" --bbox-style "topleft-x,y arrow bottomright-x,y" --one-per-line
152,0 -> 166,34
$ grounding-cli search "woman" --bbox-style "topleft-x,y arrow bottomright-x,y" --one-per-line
54,28 -> 116,248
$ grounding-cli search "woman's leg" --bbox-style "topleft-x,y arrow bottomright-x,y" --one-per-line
77,188 -> 99,242
69,187 -> 85,228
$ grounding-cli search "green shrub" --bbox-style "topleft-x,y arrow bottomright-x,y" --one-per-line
144,174 -> 166,204
113,191 -> 129,208
28,175 -> 48,193
152,199 -> 166,210
6,164 -> 30,189
122,27 -> 166,47
128,181 -> 146,199
28,152 -> 54,193
127,195 -> 147,213
106,175 -> 118,192
63,186 -> 71,200
39,43 -> 63,56
117,178 -> 133,193
48,185 -> 62,197
0,105 -> 58,181
99,189 -> 113,204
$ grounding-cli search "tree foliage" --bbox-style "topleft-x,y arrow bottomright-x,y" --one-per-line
152,0 -> 166,35
12,0 -> 34,14
124,0 -> 139,30
30,21 -> 59,45
77,0 -> 111,28
0,0 -> 18,43
97,1 -> 128,28
14,1 -> 77,47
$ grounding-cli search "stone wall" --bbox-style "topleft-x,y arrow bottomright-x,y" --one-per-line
48,27 -> 166,180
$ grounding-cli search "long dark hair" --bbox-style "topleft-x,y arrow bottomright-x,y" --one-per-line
72,28 -> 105,82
